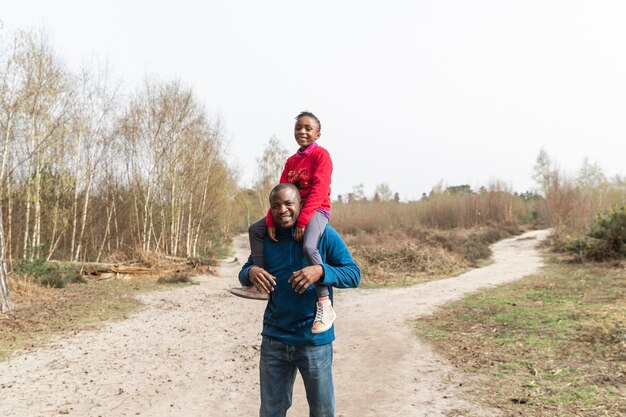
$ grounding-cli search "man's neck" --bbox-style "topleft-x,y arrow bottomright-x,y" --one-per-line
275,226 -> 293,239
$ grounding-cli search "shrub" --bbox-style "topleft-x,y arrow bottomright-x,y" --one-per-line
458,236 -> 492,265
157,273 -> 192,284
567,206 -> 626,261
12,259 -> 84,288
588,206 -> 626,255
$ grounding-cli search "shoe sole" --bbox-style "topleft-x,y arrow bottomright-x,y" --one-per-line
229,288 -> 270,300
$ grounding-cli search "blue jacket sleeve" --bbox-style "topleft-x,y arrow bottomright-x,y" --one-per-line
238,255 -> 254,286
319,228 -> 361,289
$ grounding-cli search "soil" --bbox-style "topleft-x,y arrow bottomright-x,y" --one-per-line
0,229 -> 549,417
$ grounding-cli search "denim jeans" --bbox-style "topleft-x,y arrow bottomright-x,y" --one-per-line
259,336 -> 334,417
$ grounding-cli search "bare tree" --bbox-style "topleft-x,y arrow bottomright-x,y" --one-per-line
0,23 -> 238,312
17,30 -> 71,260
67,65 -> 119,261
0,27 -> 20,311
373,183 -> 393,201
253,135 -> 289,208
119,79 -> 233,257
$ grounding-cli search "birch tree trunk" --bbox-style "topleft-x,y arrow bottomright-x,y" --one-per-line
0,205 -> 13,313
69,133 -> 82,259
73,167 -> 93,261
96,202 -> 114,263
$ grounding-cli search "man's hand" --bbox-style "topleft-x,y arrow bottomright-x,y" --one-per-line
288,265 -> 324,294
248,266 -> 277,294
268,227 -> 277,242
294,226 -> 305,242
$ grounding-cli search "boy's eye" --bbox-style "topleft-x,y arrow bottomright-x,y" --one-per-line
305,127 -> 312,131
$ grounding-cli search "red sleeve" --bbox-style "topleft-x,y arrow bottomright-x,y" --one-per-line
265,158 -> 293,228
296,149 -> 332,228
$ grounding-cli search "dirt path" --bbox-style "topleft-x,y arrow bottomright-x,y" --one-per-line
0,229 -> 549,417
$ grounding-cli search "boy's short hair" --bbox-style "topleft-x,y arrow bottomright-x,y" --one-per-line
296,111 -> 321,132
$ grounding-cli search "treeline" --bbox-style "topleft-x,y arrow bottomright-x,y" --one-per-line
332,183 -> 539,235
331,151 -> 626,245
0,27 -> 235,264
3,26 -> 624,264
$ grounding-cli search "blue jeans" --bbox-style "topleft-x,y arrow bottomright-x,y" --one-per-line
259,336 -> 334,417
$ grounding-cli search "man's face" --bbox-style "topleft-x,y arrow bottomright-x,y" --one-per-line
270,187 -> 301,228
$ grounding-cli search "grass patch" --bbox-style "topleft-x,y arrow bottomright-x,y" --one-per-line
414,259 -> 625,416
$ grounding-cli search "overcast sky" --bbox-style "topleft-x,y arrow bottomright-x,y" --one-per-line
2,0 -> 625,200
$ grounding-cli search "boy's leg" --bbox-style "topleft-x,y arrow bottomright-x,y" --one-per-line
302,211 -> 327,268
249,217 -> 267,269
302,212 -> 336,334
295,342 -> 334,417
259,336 -> 298,417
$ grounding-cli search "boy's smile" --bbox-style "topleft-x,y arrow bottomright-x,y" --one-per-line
294,116 -> 321,149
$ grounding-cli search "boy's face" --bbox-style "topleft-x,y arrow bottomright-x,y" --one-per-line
270,187 -> 302,228
294,116 -> 321,149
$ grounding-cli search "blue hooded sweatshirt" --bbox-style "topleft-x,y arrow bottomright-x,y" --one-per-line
238,225 -> 361,346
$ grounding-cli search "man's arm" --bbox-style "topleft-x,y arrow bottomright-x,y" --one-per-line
238,256 -> 277,293
318,228 -> 360,289
238,256 -> 254,287
287,227 -> 360,292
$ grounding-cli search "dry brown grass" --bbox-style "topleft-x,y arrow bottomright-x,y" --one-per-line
342,226 -> 519,287
348,237 -> 465,287
332,188 -> 539,236
540,177 -> 626,240
6,273 -> 55,306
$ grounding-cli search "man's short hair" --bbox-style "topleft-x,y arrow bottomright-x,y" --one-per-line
269,183 -> 301,202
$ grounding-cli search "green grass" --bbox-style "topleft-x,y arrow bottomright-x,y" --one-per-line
414,259 -> 625,417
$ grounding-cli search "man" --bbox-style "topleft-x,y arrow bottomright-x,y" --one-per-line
236,183 -> 361,417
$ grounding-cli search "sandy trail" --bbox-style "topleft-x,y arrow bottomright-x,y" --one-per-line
0,229 -> 548,417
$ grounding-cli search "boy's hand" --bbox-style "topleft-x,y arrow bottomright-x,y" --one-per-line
248,266 -> 277,293
294,226 -> 305,242
288,265 -> 324,294
268,227 -> 278,242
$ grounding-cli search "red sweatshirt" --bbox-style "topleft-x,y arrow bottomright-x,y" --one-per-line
266,142 -> 332,229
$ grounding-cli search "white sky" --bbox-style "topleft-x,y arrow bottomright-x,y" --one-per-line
2,0 -> 625,200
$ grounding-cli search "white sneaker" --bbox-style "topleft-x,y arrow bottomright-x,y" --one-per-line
311,299 -> 336,334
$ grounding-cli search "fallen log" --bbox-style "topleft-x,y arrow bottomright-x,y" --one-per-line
47,258 -> 213,279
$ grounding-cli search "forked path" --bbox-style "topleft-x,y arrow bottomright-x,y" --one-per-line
0,230 -> 549,417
